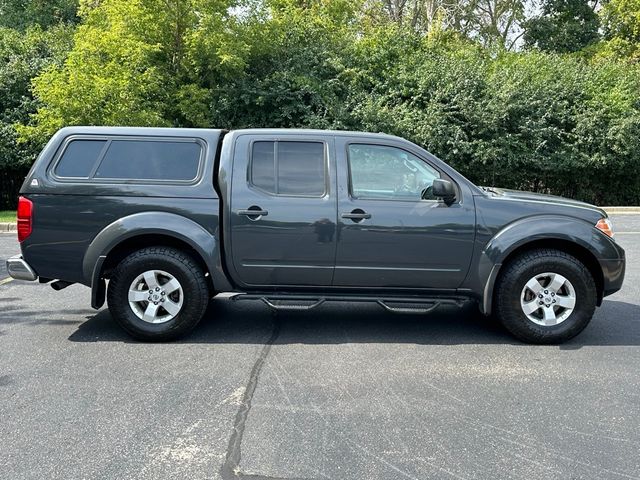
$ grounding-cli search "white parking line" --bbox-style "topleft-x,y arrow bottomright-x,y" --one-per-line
617,232 -> 640,235
0,277 -> 14,286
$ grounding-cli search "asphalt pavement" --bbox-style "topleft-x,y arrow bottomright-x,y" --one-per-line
1,215 -> 639,480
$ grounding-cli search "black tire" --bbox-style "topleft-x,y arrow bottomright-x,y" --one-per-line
107,246 -> 210,341
494,248 -> 597,344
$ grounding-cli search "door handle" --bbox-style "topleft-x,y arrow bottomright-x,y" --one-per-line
238,206 -> 269,219
341,209 -> 371,222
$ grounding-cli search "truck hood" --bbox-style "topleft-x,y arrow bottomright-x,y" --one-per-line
480,186 -> 606,216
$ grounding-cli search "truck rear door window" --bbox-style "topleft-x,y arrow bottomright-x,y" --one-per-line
250,141 -> 326,196
94,140 -> 201,181
251,141 -> 276,192
54,140 -> 106,178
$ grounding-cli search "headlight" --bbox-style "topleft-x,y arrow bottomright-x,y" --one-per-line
595,218 -> 614,238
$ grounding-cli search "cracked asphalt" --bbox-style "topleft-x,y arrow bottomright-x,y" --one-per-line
1,215 -> 639,480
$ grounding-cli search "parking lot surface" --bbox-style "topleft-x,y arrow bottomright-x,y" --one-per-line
1,215 -> 639,480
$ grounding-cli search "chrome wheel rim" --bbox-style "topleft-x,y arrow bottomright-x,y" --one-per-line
128,270 -> 183,324
520,272 -> 576,326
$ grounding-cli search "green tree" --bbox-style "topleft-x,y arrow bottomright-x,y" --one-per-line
345,32 -> 640,204
0,25 -> 74,170
523,0 -> 599,53
196,0 -> 361,128
0,0 -> 79,29
14,0 -> 640,206
19,0 -> 247,143
600,0 -> 640,60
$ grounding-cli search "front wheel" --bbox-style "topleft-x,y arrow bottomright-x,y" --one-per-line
107,247 -> 210,341
494,249 -> 597,344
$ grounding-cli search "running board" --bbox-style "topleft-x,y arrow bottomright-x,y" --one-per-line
377,300 -> 441,315
230,293 -> 468,314
261,297 -> 326,311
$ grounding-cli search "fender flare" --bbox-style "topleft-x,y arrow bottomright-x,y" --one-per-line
478,215 -> 615,315
83,212 -> 231,308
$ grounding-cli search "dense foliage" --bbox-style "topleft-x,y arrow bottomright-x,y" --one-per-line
0,0 -> 79,30
1,0 -> 640,207
0,25 -> 73,169
523,0 -> 600,52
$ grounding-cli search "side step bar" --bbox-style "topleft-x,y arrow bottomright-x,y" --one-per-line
230,293 -> 468,314
261,298 -> 326,311
376,300 -> 441,315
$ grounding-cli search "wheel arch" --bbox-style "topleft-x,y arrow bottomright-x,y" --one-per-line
491,239 -> 604,311
83,212 -> 232,309
101,234 -> 212,286
479,216 -> 611,315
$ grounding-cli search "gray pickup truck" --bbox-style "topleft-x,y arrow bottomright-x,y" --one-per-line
6,127 -> 625,343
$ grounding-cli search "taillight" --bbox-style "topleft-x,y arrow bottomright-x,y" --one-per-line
17,196 -> 33,242
595,217 -> 614,238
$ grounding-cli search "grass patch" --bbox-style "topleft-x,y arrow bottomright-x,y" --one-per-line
0,210 -> 16,223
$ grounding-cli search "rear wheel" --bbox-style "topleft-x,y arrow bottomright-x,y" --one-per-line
107,247 -> 210,341
494,249 -> 597,344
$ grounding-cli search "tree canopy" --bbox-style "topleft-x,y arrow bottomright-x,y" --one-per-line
1,0 -> 640,207
523,0 -> 600,53
0,0 -> 79,30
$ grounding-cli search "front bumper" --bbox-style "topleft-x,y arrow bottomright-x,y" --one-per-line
6,255 -> 37,281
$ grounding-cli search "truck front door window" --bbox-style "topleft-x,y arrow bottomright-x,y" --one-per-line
348,144 -> 440,201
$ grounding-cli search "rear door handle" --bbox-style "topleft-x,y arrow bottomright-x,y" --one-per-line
238,209 -> 269,216
341,209 -> 371,222
238,206 -> 269,219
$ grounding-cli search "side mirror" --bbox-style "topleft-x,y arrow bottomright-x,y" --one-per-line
430,178 -> 456,204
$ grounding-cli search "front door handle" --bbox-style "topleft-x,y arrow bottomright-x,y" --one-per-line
238,206 -> 269,220
341,209 -> 371,222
